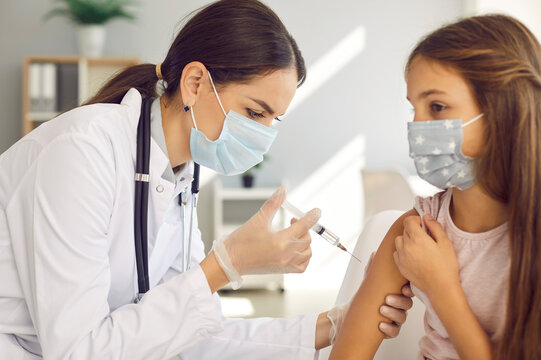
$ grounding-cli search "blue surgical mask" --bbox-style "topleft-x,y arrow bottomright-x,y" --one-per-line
189,72 -> 278,176
407,113 -> 483,190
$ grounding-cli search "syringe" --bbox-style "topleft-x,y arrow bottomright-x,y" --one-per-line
281,200 -> 361,263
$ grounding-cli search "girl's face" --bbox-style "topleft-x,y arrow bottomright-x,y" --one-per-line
406,56 -> 485,158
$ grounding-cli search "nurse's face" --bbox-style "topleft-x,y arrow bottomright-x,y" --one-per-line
182,64 -> 298,141
406,56 -> 485,158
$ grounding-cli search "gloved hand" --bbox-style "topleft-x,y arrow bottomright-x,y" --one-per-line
212,186 -> 321,289
326,252 -> 415,344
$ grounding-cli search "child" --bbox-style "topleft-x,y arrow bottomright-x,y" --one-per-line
329,14 -> 541,360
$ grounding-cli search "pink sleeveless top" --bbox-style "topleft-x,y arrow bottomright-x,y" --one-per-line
412,189 -> 510,360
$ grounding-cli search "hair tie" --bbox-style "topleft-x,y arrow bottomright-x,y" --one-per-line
156,62 -> 163,80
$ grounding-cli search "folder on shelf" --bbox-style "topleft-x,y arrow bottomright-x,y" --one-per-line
56,63 -> 79,112
28,63 -> 41,112
42,63 -> 57,113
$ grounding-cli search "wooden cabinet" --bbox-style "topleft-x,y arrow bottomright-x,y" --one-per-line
22,56 -> 139,135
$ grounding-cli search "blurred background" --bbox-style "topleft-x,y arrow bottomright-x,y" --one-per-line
2,0 -> 540,358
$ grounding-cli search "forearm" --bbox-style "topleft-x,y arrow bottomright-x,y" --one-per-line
429,283 -> 492,360
329,212 -> 412,359
200,252 -> 230,293
330,272 -> 407,359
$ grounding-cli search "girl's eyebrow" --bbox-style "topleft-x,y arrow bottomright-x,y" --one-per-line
407,89 -> 447,102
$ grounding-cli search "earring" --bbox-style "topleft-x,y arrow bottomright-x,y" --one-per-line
183,105 -> 190,112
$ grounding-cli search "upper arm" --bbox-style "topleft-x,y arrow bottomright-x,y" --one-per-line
330,209 -> 417,360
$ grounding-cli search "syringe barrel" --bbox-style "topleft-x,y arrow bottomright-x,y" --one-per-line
313,225 -> 340,246
282,200 -> 341,246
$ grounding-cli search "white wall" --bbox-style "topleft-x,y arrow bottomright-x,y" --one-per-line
0,0 -> 465,247
465,0 -> 541,39
1,0 -> 464,163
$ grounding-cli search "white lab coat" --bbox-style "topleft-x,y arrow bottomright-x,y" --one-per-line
0,89 -> 318,359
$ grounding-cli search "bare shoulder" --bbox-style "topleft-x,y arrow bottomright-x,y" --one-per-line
385,208 -> 419,238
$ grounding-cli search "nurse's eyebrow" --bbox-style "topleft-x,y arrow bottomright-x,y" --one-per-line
407,89 -> 447,102
248,97 -> 275,115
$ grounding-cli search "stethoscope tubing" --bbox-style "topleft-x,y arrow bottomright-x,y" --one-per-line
135,97 -> 152,297
134,97 -> 200,301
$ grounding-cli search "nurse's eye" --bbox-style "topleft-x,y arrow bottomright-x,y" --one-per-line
247,108 -> 265,119
430,103 -> 447,112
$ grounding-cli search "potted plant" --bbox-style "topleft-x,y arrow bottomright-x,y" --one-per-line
242,155 -> 268,188
45,0 -> 137,57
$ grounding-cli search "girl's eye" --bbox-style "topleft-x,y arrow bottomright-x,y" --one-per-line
247,109 -> 265,119
430,103 -> 447,112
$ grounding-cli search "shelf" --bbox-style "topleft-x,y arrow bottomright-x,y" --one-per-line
27,112 -> 60,122
220,187 -> 278,200
22,56 -> 139,136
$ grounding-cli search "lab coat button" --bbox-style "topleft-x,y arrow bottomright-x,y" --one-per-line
156,185 -> 164,193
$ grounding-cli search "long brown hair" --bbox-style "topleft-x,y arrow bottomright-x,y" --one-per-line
86,0 -> 306,105
406,15 -> 541,359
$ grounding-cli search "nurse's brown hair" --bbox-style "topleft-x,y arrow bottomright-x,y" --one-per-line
406,14 -> 541,359
86,0 -> 305,105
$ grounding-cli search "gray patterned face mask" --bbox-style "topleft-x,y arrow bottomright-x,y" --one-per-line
407,114 -> 483,190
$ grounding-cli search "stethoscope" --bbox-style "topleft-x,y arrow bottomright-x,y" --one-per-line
134,97 -> 200,302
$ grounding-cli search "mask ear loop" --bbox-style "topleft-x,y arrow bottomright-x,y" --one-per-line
208,71 -> 227,116
190,106 -> 198,130
462,113 -> 484,128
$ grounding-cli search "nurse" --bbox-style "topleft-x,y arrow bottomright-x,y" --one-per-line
0,0 -> 413,358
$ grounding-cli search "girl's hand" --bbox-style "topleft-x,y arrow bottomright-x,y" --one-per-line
393,214 -> 460,299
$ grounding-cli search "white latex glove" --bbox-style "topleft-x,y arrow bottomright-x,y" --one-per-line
327,300 -> 351,345
212,186 -> 321,289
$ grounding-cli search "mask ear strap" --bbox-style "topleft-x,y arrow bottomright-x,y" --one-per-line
208,71 -> 227,116
462,113 -> 484,128
190,106 -> 198,130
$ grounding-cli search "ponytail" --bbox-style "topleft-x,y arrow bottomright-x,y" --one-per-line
85,0 -> 305,106
85,63 -> 159,105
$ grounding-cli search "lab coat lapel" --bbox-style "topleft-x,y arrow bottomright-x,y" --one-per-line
147,139 -> 174,256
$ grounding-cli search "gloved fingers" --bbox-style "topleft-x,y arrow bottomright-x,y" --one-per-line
285,208 -> 321,238
292,256 -> 311,273
289,217 -> 312,243
257,186 -> 286,225
294,244 -> 312,261
379,321 -> 400,339
288,237 -> 312,255
288,246 -> 312,272
380,304 -> 407,325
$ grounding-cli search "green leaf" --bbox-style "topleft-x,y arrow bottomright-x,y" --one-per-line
43,0 -> 137,25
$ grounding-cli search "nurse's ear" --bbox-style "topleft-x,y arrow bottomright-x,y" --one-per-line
179,61 -> 208,108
